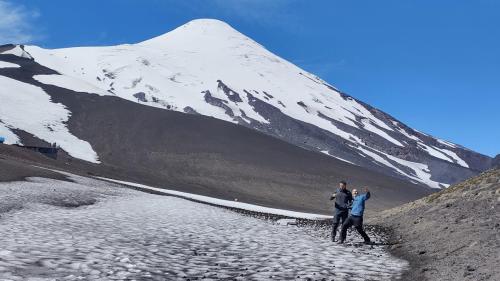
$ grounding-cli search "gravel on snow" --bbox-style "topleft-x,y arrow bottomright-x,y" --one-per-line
0,174 -> 407,280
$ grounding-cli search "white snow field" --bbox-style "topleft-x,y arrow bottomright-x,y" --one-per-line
0,174 -> 407,280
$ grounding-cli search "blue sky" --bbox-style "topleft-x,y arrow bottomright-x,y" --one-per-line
1,0 -> 498,157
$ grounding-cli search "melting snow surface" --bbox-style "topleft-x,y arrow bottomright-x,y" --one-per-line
0,76 -> 100,163
0,174 -> 408,280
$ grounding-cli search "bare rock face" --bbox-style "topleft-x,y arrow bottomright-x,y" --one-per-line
370,169 -> 500,281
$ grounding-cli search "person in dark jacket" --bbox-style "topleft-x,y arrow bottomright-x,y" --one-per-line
329,180 -> 353,241
338,188 -> 371,244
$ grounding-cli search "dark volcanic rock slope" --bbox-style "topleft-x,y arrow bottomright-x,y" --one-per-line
0,19 -> 492,189
370,168 -> 500,281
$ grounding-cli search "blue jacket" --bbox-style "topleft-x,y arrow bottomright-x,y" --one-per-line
351,192 -> 370,217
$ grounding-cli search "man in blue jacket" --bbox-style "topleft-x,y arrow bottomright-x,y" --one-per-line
338,187 -> 371,244
329,181 -> 353,241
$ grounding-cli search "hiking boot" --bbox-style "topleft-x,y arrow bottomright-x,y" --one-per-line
363,240 -> 372,245
337,240 -> 344,245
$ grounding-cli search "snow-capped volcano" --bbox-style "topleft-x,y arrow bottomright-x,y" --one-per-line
0,19 -> 491,188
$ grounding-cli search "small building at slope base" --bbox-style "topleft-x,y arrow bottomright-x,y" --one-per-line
13,144 -> 59,160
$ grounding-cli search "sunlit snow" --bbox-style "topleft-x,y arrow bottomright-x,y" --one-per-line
0,61 -> 20,68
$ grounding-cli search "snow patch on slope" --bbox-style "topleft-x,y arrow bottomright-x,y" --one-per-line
34,74 -> 106,95
321,150 -> 357,165
416,141 -> 468,168
418,143 -> 454,163
357,146 -> 445,189
437,138 -> 457,148
392,123 -> 421,142
0,76 -> 100,163
385,154 -> 449,189
0,61 -> 20,68
1,45 -> 32,59
0,122 -> 20,144
439,149 -> 469,168
97,177 -> 331,220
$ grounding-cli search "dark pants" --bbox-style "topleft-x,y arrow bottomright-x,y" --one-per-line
339,215 -> 370,243
331,210 -> 348,240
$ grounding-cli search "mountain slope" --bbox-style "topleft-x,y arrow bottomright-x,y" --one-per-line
370,168 -> 500,281
0,46 -> 432,214
0,71 -> 433,214
0,19 -> 491,188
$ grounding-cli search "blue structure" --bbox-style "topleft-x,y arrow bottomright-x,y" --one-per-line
0,136 -> 5,144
